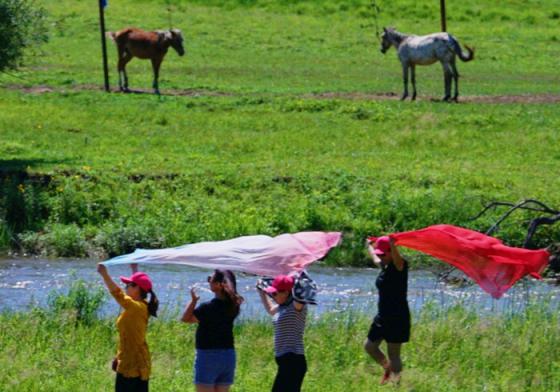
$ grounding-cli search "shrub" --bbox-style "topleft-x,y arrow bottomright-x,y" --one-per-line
94,222 -> 166,257
0,0 -> 48,71
47,277 -> 105,326
43,223 -> 88,257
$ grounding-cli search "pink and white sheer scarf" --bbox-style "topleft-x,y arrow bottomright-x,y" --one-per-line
102,231 -> 342,277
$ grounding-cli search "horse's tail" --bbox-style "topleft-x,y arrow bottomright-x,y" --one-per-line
449,35 -> 475,62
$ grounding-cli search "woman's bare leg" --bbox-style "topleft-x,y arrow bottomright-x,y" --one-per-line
364,339 -> 389,368
215,386 -> 231,392
387,342 -> 402,373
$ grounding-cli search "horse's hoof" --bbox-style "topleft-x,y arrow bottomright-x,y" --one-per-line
442,96 -> 451,102
400,95 -> 408,101
411,95 -> 417,101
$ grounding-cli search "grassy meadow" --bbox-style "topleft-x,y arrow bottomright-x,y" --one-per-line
2,296 -> 560,391
1,0 -> 560,263
2,2 -> 560,390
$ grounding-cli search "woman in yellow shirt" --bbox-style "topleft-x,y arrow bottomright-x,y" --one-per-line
98,264 -> 159,392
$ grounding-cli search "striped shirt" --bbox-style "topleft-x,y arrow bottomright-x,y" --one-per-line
272,299 -> 307,357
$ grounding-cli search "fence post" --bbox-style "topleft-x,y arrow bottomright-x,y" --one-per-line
440,0 -> 447,32
98,0 -> 110,92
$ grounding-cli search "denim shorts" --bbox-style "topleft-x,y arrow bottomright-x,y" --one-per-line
194,349 -> 236,386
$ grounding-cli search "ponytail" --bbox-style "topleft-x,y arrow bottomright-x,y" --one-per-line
148,290 -> 159,318
140,288 -> 159,318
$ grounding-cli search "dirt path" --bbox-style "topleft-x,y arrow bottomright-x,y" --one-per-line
5,83 -> 560,104
308,91 -> 560,104
5,84 -> 232,97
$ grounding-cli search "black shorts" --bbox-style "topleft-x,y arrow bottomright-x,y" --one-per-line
367,313 -> 411,344
115,373 -> 149,392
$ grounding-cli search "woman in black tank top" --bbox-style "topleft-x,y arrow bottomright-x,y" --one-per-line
364,235 -> 410,385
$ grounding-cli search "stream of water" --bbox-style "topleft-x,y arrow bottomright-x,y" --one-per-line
1,258 -> 558,319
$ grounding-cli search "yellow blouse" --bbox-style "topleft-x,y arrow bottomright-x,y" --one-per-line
110,288 -> 151,380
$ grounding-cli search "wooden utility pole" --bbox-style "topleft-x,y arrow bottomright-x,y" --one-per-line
98,0 -> 110,92
440,0 -> 447,32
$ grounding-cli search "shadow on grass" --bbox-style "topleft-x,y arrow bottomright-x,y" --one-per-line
0,158 -> 74,179
0,158 -> 75,240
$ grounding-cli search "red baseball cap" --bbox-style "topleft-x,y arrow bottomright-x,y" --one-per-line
265,275 -> 295,294
373,236 -> 391,256
120,272 -> 153,292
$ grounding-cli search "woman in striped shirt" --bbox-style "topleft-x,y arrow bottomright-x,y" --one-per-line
258,275 -> 307,392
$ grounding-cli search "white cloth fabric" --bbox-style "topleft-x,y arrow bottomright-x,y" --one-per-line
102,232 -> 342,277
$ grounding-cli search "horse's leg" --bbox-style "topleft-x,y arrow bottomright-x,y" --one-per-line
411,65 -> 417,101
116,48 -> 125,91
441,62 -> 452,102
151,56 -> 163,95
118,52 -> 133,92
401,63 -> 409,101
451,58 -> 460,102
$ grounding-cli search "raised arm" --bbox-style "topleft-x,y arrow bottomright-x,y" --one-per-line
181,287 -> 200,324
389,237 -> 405,271
258,288 -> 278,316
98,263 -> 134,309
97,263 -> 119,292
367,242 -> 383,267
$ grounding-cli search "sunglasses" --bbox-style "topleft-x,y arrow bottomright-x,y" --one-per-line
126,282 -> 137,288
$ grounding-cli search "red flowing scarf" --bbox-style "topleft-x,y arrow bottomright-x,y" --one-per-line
369,224 -> 550,298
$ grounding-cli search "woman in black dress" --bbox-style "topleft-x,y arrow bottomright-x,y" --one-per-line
364,235 -> 410,385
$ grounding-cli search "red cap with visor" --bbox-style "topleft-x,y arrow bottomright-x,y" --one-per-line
120,272 -> 153,292
264,275 -> 295,294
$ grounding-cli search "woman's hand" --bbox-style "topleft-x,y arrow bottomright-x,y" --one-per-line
111,357 -> 119,372
97,263 -> 108,275
181,288 -> 200,323
257,284 -> 278,316
190,287 -> 200,302
97,263 -> 118,292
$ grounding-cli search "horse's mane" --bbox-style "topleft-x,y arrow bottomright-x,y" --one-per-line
385,27 -> 408,43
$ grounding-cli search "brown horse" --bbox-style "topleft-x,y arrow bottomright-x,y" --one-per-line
107,27 -> 185,94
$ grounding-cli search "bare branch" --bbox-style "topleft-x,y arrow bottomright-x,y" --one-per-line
523,215 -> 560,248
469,200 -> 556,221
469,199 -> 559,236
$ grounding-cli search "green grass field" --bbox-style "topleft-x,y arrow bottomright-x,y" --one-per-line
2,299 -> 559,391
1,0 -> 560,263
